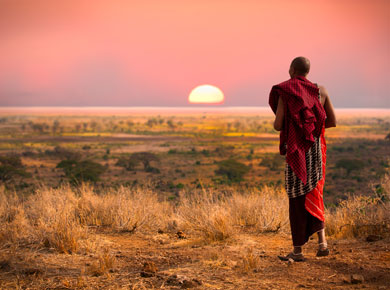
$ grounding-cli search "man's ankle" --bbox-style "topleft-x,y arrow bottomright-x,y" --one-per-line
318,242 -> 328,250
293,247 -> 302,254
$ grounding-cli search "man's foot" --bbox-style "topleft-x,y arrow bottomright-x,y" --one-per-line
316,242 -> 329,257
278,252 -> 306,262
316,247 -> 330,257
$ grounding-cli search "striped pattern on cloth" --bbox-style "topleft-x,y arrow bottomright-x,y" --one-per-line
285,136 -> 323,198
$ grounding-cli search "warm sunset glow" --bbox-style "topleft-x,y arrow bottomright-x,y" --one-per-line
188,85 -> 224,104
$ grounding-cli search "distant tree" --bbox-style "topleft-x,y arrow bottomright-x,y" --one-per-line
56,159 -> 105,184
116,156 -> 139,171
52,120 -> 60,134
259,154 -> 284,171
146,118 -> 158,127
45,146 -> 81,160
116,152 -> 160,173
335,158 -> 365,176
215,159 -> 250,182
90,121 -> 98,131
74,123 -> 82,132
167,120 -> 176,129
132,152 -> 160,171
31,123 -> 45,133
0,154 -> 30,183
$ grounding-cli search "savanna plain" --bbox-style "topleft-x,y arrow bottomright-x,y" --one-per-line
0,107 -> 389,290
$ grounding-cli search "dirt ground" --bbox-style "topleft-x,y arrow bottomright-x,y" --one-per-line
0,231 -> 389,290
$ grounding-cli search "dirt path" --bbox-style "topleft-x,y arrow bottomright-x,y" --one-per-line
1,231 -> 389,289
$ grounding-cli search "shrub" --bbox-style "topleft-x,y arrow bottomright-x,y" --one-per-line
176,189 -> 235,242
335,158 -> 365,175
0,154 -> 30,183
57,160 -> 106,184
326,173 -> 390,238
215,159 -> 250,182
116,156 -> 139,171
116,152 -> 160,172
45,146 -> 81,160
259,153 -> 284,171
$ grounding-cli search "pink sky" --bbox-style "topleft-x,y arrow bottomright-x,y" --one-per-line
0,0 -> 389,107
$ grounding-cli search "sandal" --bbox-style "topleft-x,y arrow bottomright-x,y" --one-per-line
316,248 -> 330,257
278,252 -> 306,262
316,242 -> 330,257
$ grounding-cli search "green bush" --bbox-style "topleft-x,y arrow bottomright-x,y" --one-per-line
56,160 -> 106,184
215,159 -> 250,183
335,158 -> 365,175
116,152 -> 160,172
0,154 -> 30,182
259,154 -> 284,171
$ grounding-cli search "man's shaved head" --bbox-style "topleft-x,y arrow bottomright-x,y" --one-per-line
290,57 -> 310,76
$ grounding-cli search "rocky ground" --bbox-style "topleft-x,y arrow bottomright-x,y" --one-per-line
0,230 -> 389,290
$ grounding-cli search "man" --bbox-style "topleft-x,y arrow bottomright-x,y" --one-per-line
269,56 -> 336,261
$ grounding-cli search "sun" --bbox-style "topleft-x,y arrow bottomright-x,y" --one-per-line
188,84 -> 224,104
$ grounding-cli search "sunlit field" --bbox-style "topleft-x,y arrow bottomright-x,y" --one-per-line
0,107 -> 389,289
0,107 -> 389,205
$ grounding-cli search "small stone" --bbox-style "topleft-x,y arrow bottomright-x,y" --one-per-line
22,268 -> 42,275
157,228 -> 164,234
140,271 -> 154,277
192,278 -> 202,285
176,231 -> 186,239
166,274 -> 180,286
366,235 -> 382,242
0,261 -> 11,271
142,261 -> 158,273
351,274 -> 364,284
342,275 -> 351,284
181,279 -> 196,289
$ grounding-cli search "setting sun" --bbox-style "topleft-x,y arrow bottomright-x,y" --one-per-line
188,85 -> 224,104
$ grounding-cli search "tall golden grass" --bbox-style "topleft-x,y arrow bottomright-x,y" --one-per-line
0,173 -> 388,255
325,173 -> 390,238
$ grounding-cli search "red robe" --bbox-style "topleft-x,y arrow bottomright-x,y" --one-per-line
269,76 -> 326,222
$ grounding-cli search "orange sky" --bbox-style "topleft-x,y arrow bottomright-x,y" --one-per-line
0,0 -> 389,107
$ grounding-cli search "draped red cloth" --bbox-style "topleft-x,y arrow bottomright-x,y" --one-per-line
269,76 -> 326,185
304,126 -> 326,222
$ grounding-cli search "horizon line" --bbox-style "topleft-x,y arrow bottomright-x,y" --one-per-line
0,105 -> 389,111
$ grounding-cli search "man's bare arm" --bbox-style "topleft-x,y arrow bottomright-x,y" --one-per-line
319,86 -> 336,128
273,97 -> 284,131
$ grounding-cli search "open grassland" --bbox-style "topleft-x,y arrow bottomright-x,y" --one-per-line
0,108 -> 389,206
0,108 -> 389,288
0,174 -> 389,289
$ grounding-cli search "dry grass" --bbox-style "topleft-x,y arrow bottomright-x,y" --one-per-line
0,184 -> 171,254
76,184 -> 172,232
325,173 -> 390,238
87,248 -> 116,277
176,185 -> 289,242
0,174 -> 389,257
176,188 -> 235,242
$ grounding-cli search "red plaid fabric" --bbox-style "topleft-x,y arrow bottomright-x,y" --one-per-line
269,76 -> 326,184
305,126 -> 326,221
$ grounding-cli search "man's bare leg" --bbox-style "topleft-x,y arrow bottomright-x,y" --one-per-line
293,246 -> 302,254
316,229 -> 330,256
317,229 -> 327,249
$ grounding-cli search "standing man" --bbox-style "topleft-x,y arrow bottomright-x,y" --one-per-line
269,57 -> 336,261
